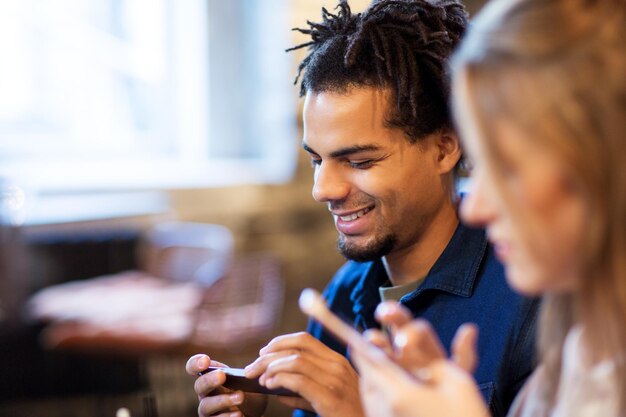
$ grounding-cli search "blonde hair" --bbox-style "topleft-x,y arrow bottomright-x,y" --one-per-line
451,0 -> 626,414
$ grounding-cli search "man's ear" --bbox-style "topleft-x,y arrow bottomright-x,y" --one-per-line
435,128 -> 462,174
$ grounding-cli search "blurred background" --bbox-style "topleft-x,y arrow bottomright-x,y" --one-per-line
0,1 -> 486,416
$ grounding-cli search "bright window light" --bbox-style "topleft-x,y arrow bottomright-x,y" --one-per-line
0,0 -> 298,194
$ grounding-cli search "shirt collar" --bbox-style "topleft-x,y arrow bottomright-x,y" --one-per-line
349,223 -> 488,322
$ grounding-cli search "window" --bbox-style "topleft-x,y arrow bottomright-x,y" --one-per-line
0,0 -> 298,194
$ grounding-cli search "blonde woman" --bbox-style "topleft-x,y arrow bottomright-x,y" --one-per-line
350,0 -> 626,416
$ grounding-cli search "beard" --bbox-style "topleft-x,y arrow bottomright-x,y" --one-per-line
337,233 -> 397,262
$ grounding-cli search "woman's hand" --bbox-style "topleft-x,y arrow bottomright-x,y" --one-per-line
352,302 -> 489,417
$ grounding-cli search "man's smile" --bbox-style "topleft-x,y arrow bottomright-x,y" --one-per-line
332,205 -> 375,235
331,206 -> 373,222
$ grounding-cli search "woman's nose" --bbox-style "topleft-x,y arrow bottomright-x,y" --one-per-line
460,173 -> 498,228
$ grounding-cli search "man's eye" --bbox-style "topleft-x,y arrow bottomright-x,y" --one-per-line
349,160 -> 374,169
310,158 -> 321,167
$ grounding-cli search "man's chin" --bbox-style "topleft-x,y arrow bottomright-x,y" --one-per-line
340,248 -> 378,263
337,235 -> 396,263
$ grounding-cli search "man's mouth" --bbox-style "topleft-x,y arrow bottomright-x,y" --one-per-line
333,206 -> 373,222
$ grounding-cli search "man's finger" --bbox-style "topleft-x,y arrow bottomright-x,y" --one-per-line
258,332 -> 320,355
197,390 -> 244,416
244,350 -> 299,378
186,354 -> 211,376
194,369 -> 227,397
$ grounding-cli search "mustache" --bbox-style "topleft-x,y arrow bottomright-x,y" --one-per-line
328,197 -> 374,212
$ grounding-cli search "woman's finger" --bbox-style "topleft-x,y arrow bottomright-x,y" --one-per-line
375,301 -> 413,334
451,323 -> 479,373
363,328 -> 393,356
392,319 -> 446,374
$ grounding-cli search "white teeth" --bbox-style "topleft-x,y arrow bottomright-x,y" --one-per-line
339,207 -> 370,222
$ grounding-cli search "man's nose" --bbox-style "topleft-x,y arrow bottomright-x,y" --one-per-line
312,163 -> 350,203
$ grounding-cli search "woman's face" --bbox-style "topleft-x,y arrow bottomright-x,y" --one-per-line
458,113 -> 589,296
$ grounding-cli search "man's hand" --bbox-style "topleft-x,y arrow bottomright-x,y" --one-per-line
244,332 -> 364,417
186,354 -> 268,417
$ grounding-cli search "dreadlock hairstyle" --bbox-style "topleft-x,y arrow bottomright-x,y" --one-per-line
288,0 -> 468,141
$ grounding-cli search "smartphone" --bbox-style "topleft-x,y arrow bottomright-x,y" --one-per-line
198,366 -> 299,397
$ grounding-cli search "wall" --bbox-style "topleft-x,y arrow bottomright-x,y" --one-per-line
168,0 -> 373,339
168,3 -> 368,415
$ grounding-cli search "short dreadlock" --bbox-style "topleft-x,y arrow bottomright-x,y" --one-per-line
288,0 -> 468,141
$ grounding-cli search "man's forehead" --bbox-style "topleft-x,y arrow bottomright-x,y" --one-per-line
304,89 -> 394,135
302,140 -> 383,155
301,86 -> 411,155
304,86 -> 393,109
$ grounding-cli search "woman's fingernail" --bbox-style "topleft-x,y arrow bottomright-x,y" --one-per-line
377,302 -> 395,316
415,367 -> 433,382
230,392 -> 243,405
394,332 -> 408,349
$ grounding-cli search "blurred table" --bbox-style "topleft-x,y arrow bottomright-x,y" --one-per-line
27,254 -> 284,357
18,253 -> 284,417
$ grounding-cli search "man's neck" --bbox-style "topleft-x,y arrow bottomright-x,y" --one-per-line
382,205 -> 459,286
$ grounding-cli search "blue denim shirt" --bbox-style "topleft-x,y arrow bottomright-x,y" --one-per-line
293,223 -> 539,417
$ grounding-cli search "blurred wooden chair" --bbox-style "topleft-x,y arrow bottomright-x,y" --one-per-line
26,221 -> 285,356
140,221 -> 234,287
23,221 -> 285,417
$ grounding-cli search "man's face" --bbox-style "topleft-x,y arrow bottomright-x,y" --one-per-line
302,87 -> 453,262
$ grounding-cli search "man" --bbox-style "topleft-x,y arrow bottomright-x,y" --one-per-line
187,1 -> 538,416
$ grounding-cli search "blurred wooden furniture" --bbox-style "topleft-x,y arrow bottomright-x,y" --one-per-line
27,255 -> 285,356
140,221 -> 234,287
26,222 -> 284,357
17,221 -> 285,417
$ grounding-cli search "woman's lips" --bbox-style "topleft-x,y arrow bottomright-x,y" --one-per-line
492,240 -> 512,262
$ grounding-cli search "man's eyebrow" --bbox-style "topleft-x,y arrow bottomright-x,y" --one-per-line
302,142 -> 382,158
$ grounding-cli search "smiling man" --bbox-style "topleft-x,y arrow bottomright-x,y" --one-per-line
187,1 -> 538,417
302,87 -> 460,281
